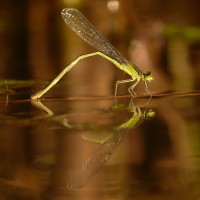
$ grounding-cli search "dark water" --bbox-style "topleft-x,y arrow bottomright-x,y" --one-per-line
0,82 -> 200,200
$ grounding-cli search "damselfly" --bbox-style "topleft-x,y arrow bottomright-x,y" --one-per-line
31,8 -> 153,99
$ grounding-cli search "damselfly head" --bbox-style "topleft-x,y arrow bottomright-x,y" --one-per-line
143,72 -> 153,82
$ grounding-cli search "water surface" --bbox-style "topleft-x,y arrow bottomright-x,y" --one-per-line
0,82 -> 200,200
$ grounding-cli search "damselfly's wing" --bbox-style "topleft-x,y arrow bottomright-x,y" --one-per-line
61,8 -> 129,66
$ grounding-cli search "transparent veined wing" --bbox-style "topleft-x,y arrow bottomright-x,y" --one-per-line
61,8 -> 129,66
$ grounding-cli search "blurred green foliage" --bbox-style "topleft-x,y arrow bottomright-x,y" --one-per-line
164,25 -> 200,42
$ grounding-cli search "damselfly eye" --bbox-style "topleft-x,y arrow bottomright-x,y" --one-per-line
144,72 -> 153,81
